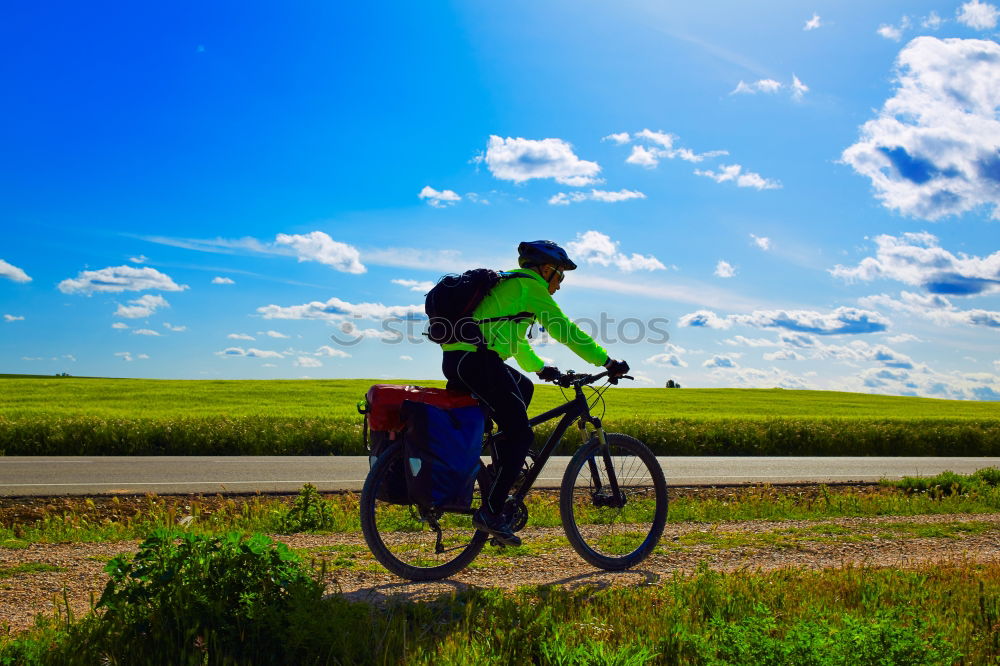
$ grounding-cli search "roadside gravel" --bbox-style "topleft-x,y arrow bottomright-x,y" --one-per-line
3,511 -> 999,633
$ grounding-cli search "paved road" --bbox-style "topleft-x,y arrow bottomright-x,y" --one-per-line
1,456 -> 998,496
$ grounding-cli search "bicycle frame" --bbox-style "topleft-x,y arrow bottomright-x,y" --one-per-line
487,376 -> 623,505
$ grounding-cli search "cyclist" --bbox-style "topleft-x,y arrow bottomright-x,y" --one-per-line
440,240 -> 629,546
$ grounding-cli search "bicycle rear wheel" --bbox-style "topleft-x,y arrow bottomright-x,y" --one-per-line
559,433 -> 668,570
360,442 -> 489,581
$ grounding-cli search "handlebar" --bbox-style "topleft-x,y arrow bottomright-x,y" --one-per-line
550,369 -> 634,388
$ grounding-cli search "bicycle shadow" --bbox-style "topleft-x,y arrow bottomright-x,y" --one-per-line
336,568 -> 661,606
336,579 -> 478,606
548,569 -> 661,591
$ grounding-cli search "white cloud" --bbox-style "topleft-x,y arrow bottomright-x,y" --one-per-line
274,231 -> 366,274
625,145 -> 661,168
3,314 -> 24,322
841,37 -> 1000,221
163,323 -> 186,332
731,78 -> 783,95
682,307 -> 891,335
115,352 -> 148,362
294,356 -> 323,368
723,335 -> 780,347
751,234 -> 772,251
315,345 -> 351,358
216,347 -> 285,359
704,354 -> 740,369
695,164 -> 781,190
418,186 -> 462,208
129,255 -> 148,264
400,355 -> 414,361
566,230 -> 666,272
646,344 -> 689,367
261,330 -> 290,339
764,349 -> 805,361
679,310 -> 734,330
619,129 -> 728,168
212,276 -> 235,285
859,291 -> 1000,329
112,322 -> 128,330
602,132 -> 631,145
887,333 -> 921,343
791,74 -> 809,101
228,333 -> 255,340
878,23 -> 905,42
714,260 -> 736,278
58,266 -> 187,294
480,135 -> 601,186
115,294 -> 169,319
549,189 -> 646,205
804,13 -> 822,30
957,0 -> 999,29
392,279 -> 435,292
922,11 -> 944,29
831,232 -> 1000,296
732,76 -> 809,101
257,297 -> 424,321
133,328 -> 161,336
0,259 -> 31,283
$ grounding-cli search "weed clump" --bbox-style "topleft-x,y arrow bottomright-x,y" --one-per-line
88,530 -> 324,663
890,467 -> 1000,497
280,483 -> 337,532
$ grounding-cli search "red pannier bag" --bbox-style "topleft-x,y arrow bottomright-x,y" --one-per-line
365,385 -> 479,432
359,385 -> 479,504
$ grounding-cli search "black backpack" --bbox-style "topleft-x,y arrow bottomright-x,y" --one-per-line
424,269 -> 534,346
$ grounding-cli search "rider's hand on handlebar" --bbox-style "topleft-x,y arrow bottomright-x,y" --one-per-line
603,358 -> 630,378
536,366 -> 562,383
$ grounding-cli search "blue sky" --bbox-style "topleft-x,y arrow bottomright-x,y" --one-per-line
3,1 -> 1000,399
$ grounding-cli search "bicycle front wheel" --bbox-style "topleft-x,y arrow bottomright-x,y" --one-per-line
360,442 -> 489,581
560,433 -> 668,570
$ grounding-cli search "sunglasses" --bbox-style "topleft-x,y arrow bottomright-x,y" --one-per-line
554,268 -> 565,282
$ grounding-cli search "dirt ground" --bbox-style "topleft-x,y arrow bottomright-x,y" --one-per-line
2,487 -> 999,633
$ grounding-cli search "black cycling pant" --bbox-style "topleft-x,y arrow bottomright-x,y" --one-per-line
442,350 -> 534,515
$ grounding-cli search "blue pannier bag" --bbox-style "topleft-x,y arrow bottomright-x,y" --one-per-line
400,399 -> 485,509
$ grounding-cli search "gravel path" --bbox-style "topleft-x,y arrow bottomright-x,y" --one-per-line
3,511 -> 1000,633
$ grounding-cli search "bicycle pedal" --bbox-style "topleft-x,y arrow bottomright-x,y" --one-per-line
488,537 -> 506,548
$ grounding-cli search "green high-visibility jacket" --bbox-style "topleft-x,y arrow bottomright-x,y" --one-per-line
440,268 -> 609,373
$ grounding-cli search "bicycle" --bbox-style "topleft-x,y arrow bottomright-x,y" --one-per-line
359,370 -> 669,581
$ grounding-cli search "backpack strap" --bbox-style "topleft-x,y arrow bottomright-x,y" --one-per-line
471,272 -> 538,351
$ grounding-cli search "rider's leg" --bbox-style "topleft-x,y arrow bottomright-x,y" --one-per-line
443,349 -> 535,517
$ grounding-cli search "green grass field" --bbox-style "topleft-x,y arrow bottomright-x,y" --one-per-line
4,375 -> 999,420
2,375 -> 999,456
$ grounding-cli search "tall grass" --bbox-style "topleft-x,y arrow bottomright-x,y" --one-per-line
4,414 -> 1000,456
4,377 -> 999,456
5,554 -> 998,664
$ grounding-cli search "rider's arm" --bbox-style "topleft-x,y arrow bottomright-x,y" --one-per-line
512,337 -> 545,373
524,283 -> 609,367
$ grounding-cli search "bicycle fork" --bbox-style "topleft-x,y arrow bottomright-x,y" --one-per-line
579,418 -> 627,509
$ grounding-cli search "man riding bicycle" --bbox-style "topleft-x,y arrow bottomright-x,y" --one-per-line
440,240 -> 630,546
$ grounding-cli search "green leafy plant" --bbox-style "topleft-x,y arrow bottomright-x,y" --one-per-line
91,529 -> 323,663
279,483 -> 337,532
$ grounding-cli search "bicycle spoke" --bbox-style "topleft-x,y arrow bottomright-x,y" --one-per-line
361,442 -> 489,580
560,433 -> 668,570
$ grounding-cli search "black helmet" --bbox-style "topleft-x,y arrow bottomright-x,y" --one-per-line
517,240 -> 577,270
